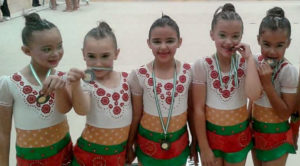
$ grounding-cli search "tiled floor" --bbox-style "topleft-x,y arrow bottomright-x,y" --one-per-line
1,1 -> 300,165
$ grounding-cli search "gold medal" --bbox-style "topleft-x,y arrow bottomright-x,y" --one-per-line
264,58 -> 278,68
36,95 -> 50,104
161,140 -> 170,150
83,69 -> 95,83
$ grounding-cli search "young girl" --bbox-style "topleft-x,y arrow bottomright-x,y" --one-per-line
192,3 -> 262,166
66,22 -> 132,166
0,13 -> 72,166
251,7 -> 298,166
126,15 -> 197,166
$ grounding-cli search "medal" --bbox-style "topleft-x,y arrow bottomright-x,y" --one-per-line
82,67 -> 113,83
264,58 -> 278,69
83,69 -> 95,83
160,139 -> 171,150
152,61 -> 177,151
36,95 -> 50,104
29,64 -> 51,104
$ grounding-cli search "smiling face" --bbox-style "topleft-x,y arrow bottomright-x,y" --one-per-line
258,28 -> 290,61
83,36 -> 119,79
22,28 -> 63,70
210,19 -> 243,58
147,26 -> 182,64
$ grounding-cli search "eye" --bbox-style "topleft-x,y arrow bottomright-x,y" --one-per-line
166,39 -> 175,44
57,43 -> 63,50
152,40 -> 161,44
87,53 -> 95,59
232,34 -> 240,39
263,42 -> 270,48
277,44 -> 284,48
42,47 -> 52,53
219,33 -> 226,38
101,53 -> 111,59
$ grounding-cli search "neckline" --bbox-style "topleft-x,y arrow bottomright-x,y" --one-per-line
17,70 -> 57,87
145,61 -> 182,81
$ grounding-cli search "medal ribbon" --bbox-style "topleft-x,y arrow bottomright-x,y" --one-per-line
270,59 -> 284,83
214,53 -> 239,88
152,61 -> 177,139
29,64 -> 51,86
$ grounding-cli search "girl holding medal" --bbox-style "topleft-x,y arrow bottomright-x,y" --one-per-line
65,22 -> 132,166
251,7 -> 298,166
126,15 -> 198,166
192,3 -> 262,166
0,13 -> 72,166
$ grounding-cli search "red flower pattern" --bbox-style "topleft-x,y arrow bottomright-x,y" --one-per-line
165,96 -> 172,105
183,63 -> 191,70
23,85 -> 32,94
205,58 -> 213,65
27,95 -> 36,104
179,75 -> 186,83
222,90 -> 231,98
57,72 -> 65,76
222,76 -> 230,84
176,85 -> 184,93
122,93 -> 129,101
155,87 -> 162,94
112,93 -> 120,101
148,78 -> 153,86
101,97 -> 110,105
122,83 -> 129,91
210,70 -> 219,79
42,104 -> 51,114
122,72 -> 128,77
113,106 -> 121,115
213,80 -> 221,89
12,74 -> 21,81
97,88 -> 106,96
139,68 -> 147,75
237,69 -> 244,77
164,83 -> 173,91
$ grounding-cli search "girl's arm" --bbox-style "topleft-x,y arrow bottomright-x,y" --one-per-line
67,68 -> 90,115
192,83 -> 215,166
187,87 -> 199,164
258,63 -> 297,120
0,106 -> 13,166
54,85 -> 72,114
236,43 -> 262,101
126,94 -> 143,164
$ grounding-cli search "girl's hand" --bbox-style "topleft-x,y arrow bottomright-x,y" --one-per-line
126,144 -> 136,164
41,75 -> 66,97
258,62 -> 273,88
67,68 -> 85,86
234,43 -> 252,60
189,141 -> 199,165
200,147 -> 216,166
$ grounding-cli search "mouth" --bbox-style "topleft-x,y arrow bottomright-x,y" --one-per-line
48,60 -> 59,65
158,52 -> 170,57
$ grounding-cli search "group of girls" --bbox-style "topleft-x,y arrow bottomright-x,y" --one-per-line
0,2 -> 299,166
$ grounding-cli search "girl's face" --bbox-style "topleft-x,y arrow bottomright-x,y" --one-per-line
22,28 -> 63,70
210,20 -> 243,58
83,36 -> 119,79
257,29 -> 290,61
147,26 -> 182,64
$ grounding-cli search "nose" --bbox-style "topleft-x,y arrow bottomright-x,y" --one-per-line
53,48 -> 62,57
160,42 -> 168,49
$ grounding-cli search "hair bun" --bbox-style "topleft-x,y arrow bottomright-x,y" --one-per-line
267,7 -> 284,18
24,13 -> 42,26
222,3 -> 235,12
98,21 -> 112,32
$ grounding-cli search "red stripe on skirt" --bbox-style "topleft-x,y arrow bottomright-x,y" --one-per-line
254,128 -> 294,150
207,127 -> 252,153
73,144 -> 126,166
137,131 -> 188,159
16,141 -> 73,166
